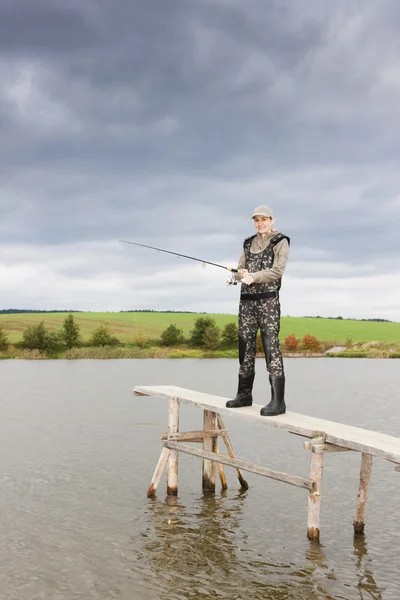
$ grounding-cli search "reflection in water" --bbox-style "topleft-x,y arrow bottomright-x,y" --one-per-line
353,536 -> 383,600
137,493 -> 357,600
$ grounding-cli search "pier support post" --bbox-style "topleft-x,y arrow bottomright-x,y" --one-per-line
215,441 -> 228,490
147,447 -> 170,498
354,453 -> 373,534
307,435 -> 326,541
217,415 -> 249,490
202,410 -> 218,492
167,397 -> 179,495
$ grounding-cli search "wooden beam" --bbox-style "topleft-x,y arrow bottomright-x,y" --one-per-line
218,415 -> 249,490
307,436 -> 326,540
161,429 -> 227,442
147,447 -> 170,498
203,410 -> 218,492
164,441 -> 313,491
216,441 -> 228,490
166,397 -> 179,495
303,440 -> 354,453
324,443 -> 354,453
354,453 -> 373,534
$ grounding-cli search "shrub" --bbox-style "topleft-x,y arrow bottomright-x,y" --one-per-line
190,317 -> 219,347
22,322 -> 65,353
61,314 -> 81,348
160,324 -> 184,346
131,331 -> 150,348
22,322 -> 47,350
0,326 -> 9,351
89,325 -> 120,347
202,323 -> 221,350
284,333 -> 300,351
301,334 -> 320,352
221,322 -> 238,346
44,331 -> 66,354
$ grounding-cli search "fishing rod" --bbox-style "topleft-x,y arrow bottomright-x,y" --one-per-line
119,240 -> 238,284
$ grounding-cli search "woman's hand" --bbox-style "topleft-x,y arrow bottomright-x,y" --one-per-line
242,273 -> 255,285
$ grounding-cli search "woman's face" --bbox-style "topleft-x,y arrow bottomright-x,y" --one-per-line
253,215 -> 273,234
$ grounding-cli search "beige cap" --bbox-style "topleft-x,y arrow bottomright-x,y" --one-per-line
251,205 -> 273,219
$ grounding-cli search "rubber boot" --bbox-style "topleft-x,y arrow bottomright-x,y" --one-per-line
260,375 -> 286,416
226,373 -> 255,408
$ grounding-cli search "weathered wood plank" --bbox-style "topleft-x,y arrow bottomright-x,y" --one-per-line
203,410 -> 218,492
354,453 -> 373,534
303,441 -> 353,453
217,414 -> 249,490
147,447 -> 170,498
161,429 -> 226,442
164,441 -> 313,491
307,436 -> 326,541
134,385 -> 400,464
216,441 -> 228,490
166,397 -> 179,495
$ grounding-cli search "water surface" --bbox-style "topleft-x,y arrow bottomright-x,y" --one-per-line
0,358 -> 399,599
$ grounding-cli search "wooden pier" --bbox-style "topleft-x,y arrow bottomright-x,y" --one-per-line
134,385 -> 400,540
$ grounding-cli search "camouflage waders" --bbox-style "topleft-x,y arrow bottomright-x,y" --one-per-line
238,232 -> 288,378
239,295 -> 283,377
226,232 -> 290,415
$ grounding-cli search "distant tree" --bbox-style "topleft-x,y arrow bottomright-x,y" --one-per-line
202,323 -> 220,350
22,322 -> 48,350
221,322 -> 238,346
90,325 -> 120,347
22,322 -> 65,353
190,317 -> 218,347
284,334 -> 300,351
160,324 -> 184,346
44,331 -> 66,353
0,326 -> 9,351
301,334 -> 320,352
61,314 -> 81,348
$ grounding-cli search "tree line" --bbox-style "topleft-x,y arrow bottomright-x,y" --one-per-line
0,314 -> 323,356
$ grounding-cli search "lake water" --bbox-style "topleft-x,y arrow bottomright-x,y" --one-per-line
0,358 -> 399,599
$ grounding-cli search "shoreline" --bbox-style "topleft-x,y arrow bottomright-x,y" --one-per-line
1,347 -> 399,360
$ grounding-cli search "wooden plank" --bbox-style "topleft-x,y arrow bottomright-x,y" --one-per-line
307,436 -> 326,541
303,441 -> 353,453
354,453 -> 373,534
147,447 -> 170,498
164,441 -> 313,491
161,429 -> 226,442
216,441 -> 228,490
134,385 -> 400,464
324,443 -> 354,453
203,410 -> 218,492
218,414 -> 249,490
166,397 -> 179,495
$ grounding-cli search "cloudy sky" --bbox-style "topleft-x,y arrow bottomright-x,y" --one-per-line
1,0 -> 399,319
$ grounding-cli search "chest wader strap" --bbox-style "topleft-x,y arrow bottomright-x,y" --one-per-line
240,291 -> 278,301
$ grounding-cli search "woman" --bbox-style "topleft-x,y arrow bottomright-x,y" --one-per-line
226,205 -> 290,416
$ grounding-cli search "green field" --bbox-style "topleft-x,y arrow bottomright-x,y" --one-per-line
1,312 -> 399,344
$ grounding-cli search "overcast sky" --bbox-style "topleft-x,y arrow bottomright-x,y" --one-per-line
1,0 -> 399,320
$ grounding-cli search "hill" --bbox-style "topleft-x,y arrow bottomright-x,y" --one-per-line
0,312 -> 399,344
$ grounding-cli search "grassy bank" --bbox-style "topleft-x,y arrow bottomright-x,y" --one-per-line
1,312 -> 399,344
1,343 -> 399,360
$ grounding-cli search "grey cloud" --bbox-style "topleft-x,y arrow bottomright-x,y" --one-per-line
0,0 -> 399,316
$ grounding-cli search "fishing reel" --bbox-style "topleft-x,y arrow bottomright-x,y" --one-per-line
226,270 -> 238,286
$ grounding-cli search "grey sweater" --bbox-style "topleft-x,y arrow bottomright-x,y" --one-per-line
236,231 -> 290,283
